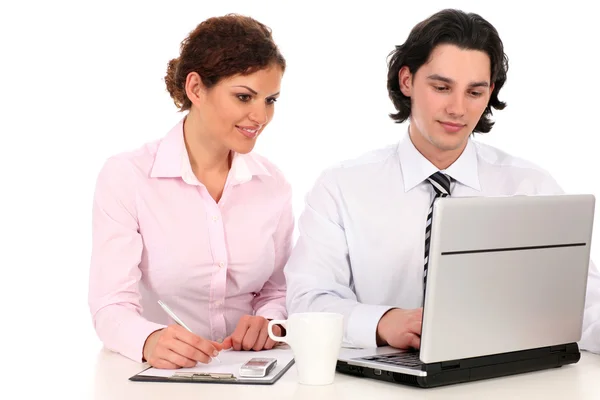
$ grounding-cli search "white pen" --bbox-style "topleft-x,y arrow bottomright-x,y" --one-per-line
157,300 -> 221,363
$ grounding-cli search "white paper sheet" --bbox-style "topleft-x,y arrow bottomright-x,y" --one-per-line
136,348 -> 295,382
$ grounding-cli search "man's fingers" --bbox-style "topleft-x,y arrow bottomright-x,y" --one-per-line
398,332 -> 421,350
409,333 -> 421,349
408,309 -> 423,324
408,319 -> 423,336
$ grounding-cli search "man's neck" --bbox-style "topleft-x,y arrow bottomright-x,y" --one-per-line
408,125 -> 467,170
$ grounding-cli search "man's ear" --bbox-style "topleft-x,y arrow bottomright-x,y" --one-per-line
399,66 -> 413,97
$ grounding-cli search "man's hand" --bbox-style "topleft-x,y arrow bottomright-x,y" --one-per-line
142,324 -> 223,369
376,308 -> 423,349
222,315 -> 282,351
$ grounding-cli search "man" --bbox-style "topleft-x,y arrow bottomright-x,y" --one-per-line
284,9 -> 600,353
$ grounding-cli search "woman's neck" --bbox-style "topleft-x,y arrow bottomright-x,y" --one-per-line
183,111 -> 231,175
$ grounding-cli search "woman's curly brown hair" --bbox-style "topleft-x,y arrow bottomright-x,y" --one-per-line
165,14 -> 286,111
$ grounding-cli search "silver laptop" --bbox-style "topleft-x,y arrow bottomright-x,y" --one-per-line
337,194 -> 595,388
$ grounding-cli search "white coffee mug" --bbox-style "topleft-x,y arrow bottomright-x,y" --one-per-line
268,312 -> 344,385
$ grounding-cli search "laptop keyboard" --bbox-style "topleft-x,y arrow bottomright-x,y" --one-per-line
359,352 -> 423,368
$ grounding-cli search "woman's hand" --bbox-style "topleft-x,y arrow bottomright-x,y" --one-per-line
142,324 -> 223,369
222,315 -> 283,351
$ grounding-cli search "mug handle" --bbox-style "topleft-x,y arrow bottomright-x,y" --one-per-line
268,319 -> 288,343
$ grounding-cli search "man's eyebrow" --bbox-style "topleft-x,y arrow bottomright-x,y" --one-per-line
427,74 -> 489,88
427,74 -> 454,84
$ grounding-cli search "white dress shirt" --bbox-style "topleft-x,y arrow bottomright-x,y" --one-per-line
284,131 -> 600,353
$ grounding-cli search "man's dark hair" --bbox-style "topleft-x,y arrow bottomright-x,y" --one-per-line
387,9 -> 508,133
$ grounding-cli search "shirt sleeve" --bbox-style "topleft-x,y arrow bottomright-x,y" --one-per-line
537,172 -> 600,354
284,170 -> 393,348
88,157 -> 166,363
253,180 -> 294,321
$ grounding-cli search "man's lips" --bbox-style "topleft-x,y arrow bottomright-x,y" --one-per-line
438,121 -> 466,133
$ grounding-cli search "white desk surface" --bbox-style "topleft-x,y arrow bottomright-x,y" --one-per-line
86,348 -> 600,400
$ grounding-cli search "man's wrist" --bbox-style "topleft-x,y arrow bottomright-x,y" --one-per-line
376,308 -> 396,347
375,330 -> 386,347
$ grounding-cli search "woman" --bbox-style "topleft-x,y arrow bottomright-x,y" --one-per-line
88,14 -> 293,369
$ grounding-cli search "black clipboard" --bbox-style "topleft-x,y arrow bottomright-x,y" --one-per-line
129,358 -> 295,385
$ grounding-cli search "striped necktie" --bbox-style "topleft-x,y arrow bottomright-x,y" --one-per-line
423,172 -> 452,297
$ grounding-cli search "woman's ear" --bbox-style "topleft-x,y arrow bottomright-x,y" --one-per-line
185,72 -> 208,107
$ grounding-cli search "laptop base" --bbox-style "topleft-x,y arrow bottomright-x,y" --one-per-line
336,343 -> 581,388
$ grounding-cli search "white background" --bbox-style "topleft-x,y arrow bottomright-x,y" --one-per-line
1,1 -> 598,398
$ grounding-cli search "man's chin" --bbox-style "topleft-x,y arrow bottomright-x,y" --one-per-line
429,136 -> 468,153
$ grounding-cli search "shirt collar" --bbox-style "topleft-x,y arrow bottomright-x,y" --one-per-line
150,118 -> 272,184
150,119 -> 185,179
398,126 -> 481,192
